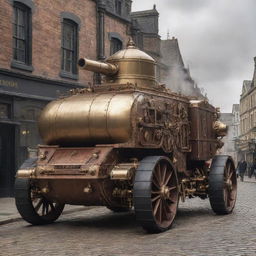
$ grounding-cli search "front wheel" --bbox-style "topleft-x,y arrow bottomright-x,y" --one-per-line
15,178 -> 65,225
133,156 -> 179,233
208,155 -> 237,214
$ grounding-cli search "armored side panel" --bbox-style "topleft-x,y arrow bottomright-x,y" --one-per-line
189,100 -> 218,160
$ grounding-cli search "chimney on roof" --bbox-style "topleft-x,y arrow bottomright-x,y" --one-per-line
167,29 -> 170,40
153,4 -> 156,10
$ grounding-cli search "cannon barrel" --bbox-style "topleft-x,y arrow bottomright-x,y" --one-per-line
78,58 -> 118,75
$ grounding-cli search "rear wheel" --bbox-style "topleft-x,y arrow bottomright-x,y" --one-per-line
133,156 -> 179,233
15,178 -> 64,225
208,155 -> 237,214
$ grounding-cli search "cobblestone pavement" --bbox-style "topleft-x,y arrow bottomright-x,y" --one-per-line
0,181 -> 255,256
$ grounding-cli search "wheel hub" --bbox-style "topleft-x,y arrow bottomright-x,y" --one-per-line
226,179 -> 233,191
160,185 -> 170,199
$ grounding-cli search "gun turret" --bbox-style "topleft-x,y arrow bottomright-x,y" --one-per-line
78,58 -> 118,76
78,38 -> 157,88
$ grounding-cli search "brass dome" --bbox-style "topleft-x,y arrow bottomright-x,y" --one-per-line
107,39 -> 155,63
105,38 -> 157,88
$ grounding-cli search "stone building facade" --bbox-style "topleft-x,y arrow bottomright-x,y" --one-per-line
232,104 -> 240,164
238,57 -> 256,164
218,113 -> 236,163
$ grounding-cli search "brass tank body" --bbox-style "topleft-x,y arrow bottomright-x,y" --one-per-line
38,93 -> 138,145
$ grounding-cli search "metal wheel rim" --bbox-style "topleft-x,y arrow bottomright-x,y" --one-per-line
30,189 -> 62,217
224,161 -> 237,211
151,160 -> 178,228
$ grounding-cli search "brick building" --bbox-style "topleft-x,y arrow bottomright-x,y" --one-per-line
0,0 -> 131,196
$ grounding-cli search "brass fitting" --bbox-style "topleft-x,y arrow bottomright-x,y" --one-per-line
213,121 -> 228,137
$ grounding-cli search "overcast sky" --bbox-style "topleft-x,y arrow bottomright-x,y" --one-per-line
132,0 -> 256,112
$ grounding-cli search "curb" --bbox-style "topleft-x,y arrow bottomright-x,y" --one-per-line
0,206 -> 94,226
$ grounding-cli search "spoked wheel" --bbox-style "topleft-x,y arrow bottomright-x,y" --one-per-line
15,178 -> 65,225
133,156 -> 179,233
209,155 -> 237,214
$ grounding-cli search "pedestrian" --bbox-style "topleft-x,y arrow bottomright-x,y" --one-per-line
248,162 -> 253,178
237,159 -> 247,182
250,162 -> 256,179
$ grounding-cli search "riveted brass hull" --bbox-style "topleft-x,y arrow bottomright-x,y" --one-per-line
38,93 -> 137,145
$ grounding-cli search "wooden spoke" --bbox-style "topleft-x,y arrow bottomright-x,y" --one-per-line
161,164 -> 167,185
168,186 -> 177,192
34,199 -> 43,212
152,195 -> 161,202
164,171 -> 173,186
153,198 -> 161,216
154,171 -> 161,187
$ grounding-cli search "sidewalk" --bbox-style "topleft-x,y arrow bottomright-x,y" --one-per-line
0,197 -> 91,225
243,176 -> 256,183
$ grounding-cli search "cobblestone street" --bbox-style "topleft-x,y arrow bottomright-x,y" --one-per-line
0,180 -> 255,256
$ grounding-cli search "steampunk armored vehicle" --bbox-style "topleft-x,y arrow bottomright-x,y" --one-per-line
15,39 -> 237,233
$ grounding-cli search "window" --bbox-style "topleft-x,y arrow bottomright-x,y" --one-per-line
20,107 -> 42,148
0,103 -> 10,119
61,19 -> 78,78
110,38 -> 122,55
115,0 -> 122,15
12,2 -> 32,70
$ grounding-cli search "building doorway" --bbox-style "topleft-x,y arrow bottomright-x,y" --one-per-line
0,124 -> 15,197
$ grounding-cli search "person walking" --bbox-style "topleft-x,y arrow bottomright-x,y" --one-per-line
237,159 -> 247,182
252,162 -> 256,180
248,161 -> 253,178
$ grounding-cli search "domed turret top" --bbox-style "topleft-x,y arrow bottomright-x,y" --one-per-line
107,37 -> 155,63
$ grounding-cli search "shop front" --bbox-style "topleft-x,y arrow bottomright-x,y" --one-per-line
0,69 -> 83,196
